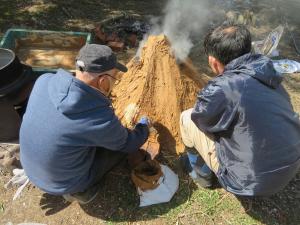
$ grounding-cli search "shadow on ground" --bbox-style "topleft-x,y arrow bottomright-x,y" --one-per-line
39,123 -> 197,223
38,121 -> 300,224
237,172 -> 300,225
39,193 -> 71,216
0,0 -> 165,37
79,123 -> 195,222
79,171 -> 193,222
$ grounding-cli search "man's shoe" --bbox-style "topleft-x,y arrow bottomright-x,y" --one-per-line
179,153 -> 213,188
63,183 -> 100,205
192,167 -> 213,188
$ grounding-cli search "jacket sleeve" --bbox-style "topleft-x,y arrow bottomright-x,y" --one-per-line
191,81 -> 237,134
87,110 -> 149,153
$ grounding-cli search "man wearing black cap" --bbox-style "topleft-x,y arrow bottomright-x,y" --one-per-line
20,44 -> 150,204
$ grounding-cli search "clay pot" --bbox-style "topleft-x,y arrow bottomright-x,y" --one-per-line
127,149 -> 151,169
131,160 -> 163,191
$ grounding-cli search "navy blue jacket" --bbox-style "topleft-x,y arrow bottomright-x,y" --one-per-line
20,69 -> 149,195
192,54 -> 300,196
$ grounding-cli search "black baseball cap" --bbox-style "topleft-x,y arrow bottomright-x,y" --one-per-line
76,44 -> 127,73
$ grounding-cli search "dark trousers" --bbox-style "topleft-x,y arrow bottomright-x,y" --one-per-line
88,147 -> 126,188
0,100 -> 21,143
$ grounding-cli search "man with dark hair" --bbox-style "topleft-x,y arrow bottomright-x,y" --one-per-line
20,44 -> 150,204
180,24 -> 300,196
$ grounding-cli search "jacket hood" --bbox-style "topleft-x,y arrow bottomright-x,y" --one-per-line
48,69 -> 110,115
224,53 -> 283,89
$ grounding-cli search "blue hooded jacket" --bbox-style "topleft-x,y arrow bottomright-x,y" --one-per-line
20,69 -> 149,195
192,54 -> 300,196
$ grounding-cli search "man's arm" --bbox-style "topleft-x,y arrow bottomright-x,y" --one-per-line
191,82 -> 237,135
88,112 -> 149,153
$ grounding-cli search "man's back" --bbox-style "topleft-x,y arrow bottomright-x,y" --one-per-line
20,70 -> 112,194
192,54 -> 300,195
20,69 -> 147,195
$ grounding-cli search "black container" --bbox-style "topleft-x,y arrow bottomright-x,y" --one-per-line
0,64 -> 34,99
0,48 -> 36,142
0,48 -> 36,99
0,48 -> 23,89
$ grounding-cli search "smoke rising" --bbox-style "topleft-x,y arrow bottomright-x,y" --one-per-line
137,0 -> 212,61
162,0 -> 211,61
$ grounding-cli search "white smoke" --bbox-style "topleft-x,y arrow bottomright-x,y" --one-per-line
136,0 -> 212,61
162,0 -> 211,61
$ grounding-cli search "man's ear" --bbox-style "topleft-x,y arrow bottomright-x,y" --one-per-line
208,55 -> 218,74
97,75 -> 111,95
208,55 -> 225,75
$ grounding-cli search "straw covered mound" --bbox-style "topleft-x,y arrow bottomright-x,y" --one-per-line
112,34 -> 208,154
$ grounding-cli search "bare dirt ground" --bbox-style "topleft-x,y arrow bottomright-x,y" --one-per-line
1,1 -> 300,225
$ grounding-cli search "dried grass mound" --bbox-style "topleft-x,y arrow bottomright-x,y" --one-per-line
113,35 -> 208,154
